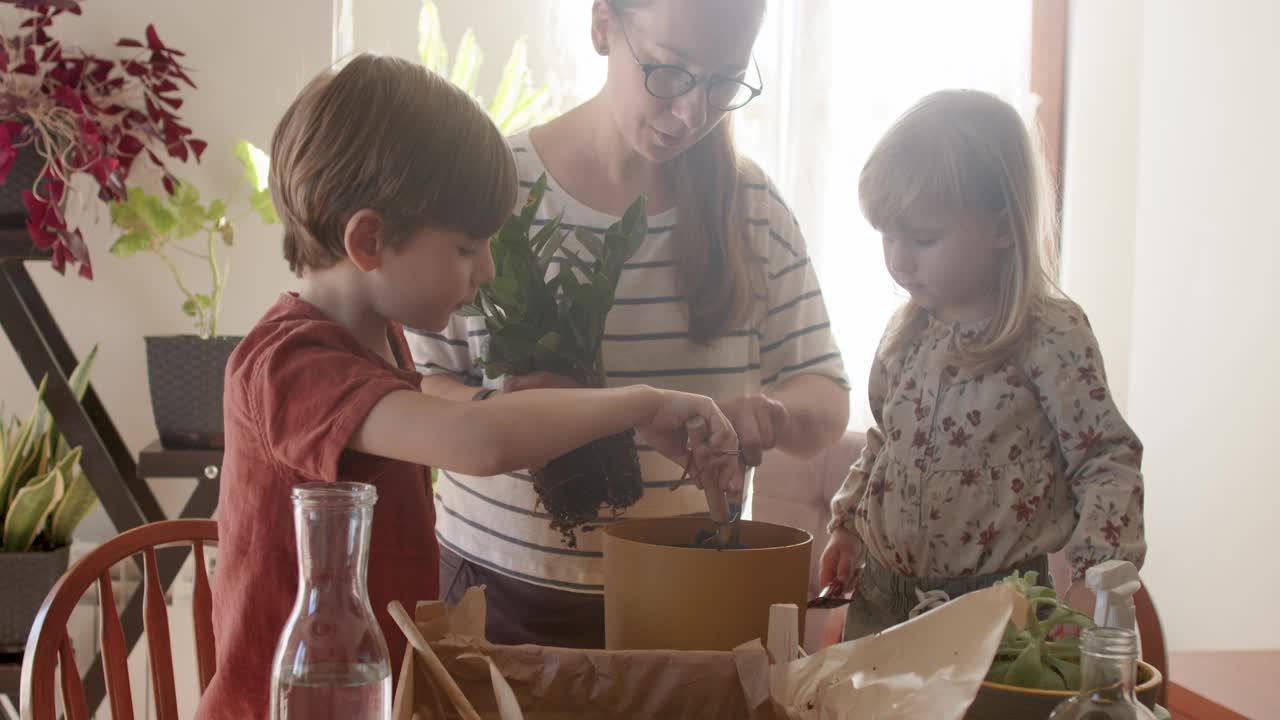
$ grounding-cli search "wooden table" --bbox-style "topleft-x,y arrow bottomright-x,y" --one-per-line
1169,650 -> 1278,719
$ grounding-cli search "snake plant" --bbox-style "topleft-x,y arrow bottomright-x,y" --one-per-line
0,347 -> 99,552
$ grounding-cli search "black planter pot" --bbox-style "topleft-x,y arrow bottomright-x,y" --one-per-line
0,545 -> 70,652
145,335 -> 242,449
0,145 -> 48,224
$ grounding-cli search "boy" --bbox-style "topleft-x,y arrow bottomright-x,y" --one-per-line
195,54 -> 737,719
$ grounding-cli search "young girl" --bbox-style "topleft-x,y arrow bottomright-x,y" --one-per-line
820,89 -> 1146,640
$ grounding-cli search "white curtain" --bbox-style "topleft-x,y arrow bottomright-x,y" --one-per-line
555,1 -> 1036,426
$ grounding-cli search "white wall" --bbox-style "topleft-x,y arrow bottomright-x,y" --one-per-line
0,0 -> 331,539
1063,0 -> 1280,651
1059,0 -> 1145,412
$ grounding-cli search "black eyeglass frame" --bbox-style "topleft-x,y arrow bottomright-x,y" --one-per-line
616,20 -> 764,112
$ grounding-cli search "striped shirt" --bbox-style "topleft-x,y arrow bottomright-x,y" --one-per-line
405,131 -> 847,592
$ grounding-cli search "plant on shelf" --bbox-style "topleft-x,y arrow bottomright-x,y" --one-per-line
0,346 -> 98,554
0,345 -> 99,648
107,140 -> 276,339
104,139 -> 276,449
417,0 -> 558,134
0,0 -> 205,277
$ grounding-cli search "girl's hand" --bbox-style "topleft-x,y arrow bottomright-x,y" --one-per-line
1052,581 -> 1099,639
639,390 -> 740,492
820,527 -> 865,588
718,393 -> 790,466
503,371 -> 582,392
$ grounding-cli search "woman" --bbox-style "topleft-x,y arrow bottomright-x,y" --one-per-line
410,0 -> 850,647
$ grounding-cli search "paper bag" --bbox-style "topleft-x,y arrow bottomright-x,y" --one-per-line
393,586 -> 1013,720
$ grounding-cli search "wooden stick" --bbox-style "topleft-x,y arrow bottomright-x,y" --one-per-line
388,600 -> 482,720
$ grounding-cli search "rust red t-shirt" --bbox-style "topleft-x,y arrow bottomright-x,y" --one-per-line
195,293 -> 438,720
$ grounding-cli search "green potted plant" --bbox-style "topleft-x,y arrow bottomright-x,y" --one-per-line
0,347 -> 98,650
107,141 -> 277,448
463,176 -> 647,546
0,0 -> 205,277
965,571 -> 1163,719
417,0 -> 558,134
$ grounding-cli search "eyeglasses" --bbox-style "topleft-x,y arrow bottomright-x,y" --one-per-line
617,21 -> 763,112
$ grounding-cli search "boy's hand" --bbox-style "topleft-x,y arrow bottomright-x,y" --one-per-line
717,393 -> 789,467
638,389 -> 740,491
820,527 -> 865,588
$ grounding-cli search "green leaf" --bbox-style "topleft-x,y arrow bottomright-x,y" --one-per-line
1001,641 -> 1043,689
573,228 -> 605,262
174,209 -> 205,239
195,294 -> 213,310
529,212 -> 563,257
109,229 -> 152,258
2,466 -> 64,552
558,248 -> 593,277
537,231 -> 569,273
1045,655 -> 1082,691
233,140 -> 271,193
450,29 -> 482,95
536,332 -> 561,353
417,0 -> 448,73
172,179 -> 201,207
51,346 -> 97,461
986,660 -> 1012,683
487,37 -> 533,132
50,475 -> 95,547
109,195 -> 142,230
1040,662 -> 1067,691
182,299 -> 199,317
138,191 -> 178,236
1,377 -> 45,508
206,199 -> 227,222
496,87 -> 551,135
250,188 -> 279,225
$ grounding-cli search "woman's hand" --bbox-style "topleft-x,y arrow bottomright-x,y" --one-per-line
718,393 -> 789,466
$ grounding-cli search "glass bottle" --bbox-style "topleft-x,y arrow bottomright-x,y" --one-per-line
1049,627 -> 1158,719
270,482 -> 391,720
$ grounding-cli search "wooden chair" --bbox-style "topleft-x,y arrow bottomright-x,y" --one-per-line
19,519 -> 218,720
1134,584 -> 1169,709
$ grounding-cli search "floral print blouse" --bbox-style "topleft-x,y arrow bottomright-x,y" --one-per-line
830,300 -> 1146,582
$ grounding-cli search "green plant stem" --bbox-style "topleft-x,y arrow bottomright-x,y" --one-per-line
206,228 -> 223,338
171,245 -> 211,261
157,248 -> 209,339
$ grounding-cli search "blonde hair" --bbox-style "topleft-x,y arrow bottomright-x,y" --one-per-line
606,0 -> 764,342
859,89 -> 1060,368
270,53 -> 517,276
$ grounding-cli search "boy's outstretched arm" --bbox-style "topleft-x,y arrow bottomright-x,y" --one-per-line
350,385 -> 739,488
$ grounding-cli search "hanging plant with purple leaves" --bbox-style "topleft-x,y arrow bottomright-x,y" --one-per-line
0,0 -> 205,277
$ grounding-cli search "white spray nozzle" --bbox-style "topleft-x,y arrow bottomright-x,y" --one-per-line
1085,560 -> 1141,631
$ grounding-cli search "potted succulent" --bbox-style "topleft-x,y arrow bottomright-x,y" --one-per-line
108,140 -> 276,448
463,176 -> 647,546
0,0 -> 205,277
965,571 -> 1162,719
0,346 -> 97,651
